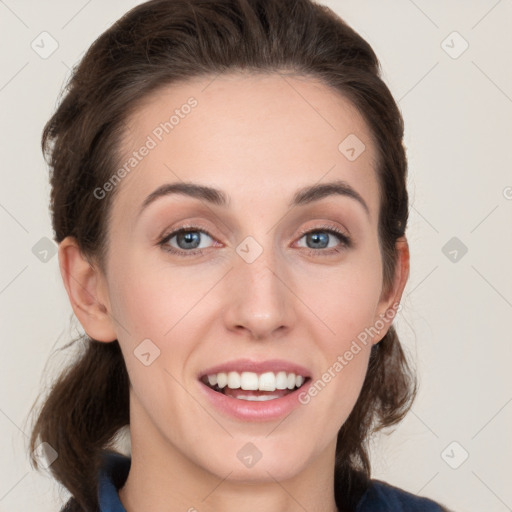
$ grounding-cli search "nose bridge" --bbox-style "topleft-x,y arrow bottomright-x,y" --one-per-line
223,232 -> 295,338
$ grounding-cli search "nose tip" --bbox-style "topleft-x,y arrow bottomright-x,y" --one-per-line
232,309 -> 288,339
223,254 -> 296,341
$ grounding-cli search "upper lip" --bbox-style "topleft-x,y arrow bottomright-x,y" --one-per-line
199,358 -> 312,379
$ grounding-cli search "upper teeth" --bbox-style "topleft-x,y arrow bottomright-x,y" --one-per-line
207,371 -> 305,392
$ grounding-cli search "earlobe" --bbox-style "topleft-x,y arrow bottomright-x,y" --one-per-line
58,236 -> 117,342
372,236 -> 410,344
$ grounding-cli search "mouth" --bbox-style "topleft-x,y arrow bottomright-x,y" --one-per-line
200,371 -> 311,401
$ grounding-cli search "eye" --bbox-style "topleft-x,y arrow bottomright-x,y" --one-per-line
158,226 -> 217,256
295,225 -> 352,256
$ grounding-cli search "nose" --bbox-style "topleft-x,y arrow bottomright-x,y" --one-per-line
222,241 -> 297,341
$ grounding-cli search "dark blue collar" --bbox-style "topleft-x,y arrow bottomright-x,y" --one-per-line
98,451 -> 130,511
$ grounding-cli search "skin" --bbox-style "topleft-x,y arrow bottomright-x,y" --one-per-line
58,72 -> 409,512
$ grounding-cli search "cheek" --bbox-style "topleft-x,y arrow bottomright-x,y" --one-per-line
297,248 -> 382,414
107,257 -> 206,396
305,256 -> 383,345
108,254 -> 197,342
110,263 -> 195,423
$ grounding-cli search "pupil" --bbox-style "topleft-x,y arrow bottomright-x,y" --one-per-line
179,231 -> 200,249
308,232 -> 328,249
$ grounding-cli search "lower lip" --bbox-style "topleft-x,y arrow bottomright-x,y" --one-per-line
198,380 -> 312,421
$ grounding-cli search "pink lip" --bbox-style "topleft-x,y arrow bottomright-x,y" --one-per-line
198,377 -> 313,421
198,358 -> 312,379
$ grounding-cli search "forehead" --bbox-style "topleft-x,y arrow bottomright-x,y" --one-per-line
111,72 -> 379,225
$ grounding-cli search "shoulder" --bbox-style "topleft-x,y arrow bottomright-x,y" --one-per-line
356,479 -> 450,512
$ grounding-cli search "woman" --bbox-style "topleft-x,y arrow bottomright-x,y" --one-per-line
28,0 -> 451,510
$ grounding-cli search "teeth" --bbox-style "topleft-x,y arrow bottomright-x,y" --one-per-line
205,370 -> 307,392
240,372 -> 259,390
276,371 -> 288,389
227,371 -> 241,389
217,372 -> 228,389
259,372 -> 276,391
234,394 -> 281,401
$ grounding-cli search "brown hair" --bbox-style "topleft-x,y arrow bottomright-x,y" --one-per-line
28,0 -> 416,510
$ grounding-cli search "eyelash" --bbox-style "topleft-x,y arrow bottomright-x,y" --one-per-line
158,223 -> 352,258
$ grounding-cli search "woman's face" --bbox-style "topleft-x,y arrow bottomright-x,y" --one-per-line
90,72 -> 407,482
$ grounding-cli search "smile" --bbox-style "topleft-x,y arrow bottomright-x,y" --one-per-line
201,371 -> 309,401
197,358 -> 313,420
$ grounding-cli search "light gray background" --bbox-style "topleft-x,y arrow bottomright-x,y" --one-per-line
1,1 -> 511,511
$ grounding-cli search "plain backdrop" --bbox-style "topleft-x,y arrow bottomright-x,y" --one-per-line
1,1 -> 511,511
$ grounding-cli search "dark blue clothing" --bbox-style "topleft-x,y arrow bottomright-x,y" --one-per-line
95,451 -> 447,511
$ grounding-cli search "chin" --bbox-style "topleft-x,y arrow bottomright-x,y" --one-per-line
218,462 -> 305,484
200,445 -> 311,484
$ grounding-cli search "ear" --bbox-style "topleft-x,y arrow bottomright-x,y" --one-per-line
58,236 -> 117,342
372,236 -> 410,344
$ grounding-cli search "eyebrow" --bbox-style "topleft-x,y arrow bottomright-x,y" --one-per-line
139,179 -> 370,217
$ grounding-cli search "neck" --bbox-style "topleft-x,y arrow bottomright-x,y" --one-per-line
118,398 -> 340,512
119,453 -> 339,512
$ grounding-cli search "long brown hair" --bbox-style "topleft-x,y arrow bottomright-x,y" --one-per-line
28,1 -> 416,510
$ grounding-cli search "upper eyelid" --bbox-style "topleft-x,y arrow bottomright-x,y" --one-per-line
154,202 -> 357,236
163,223 -> 347,236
